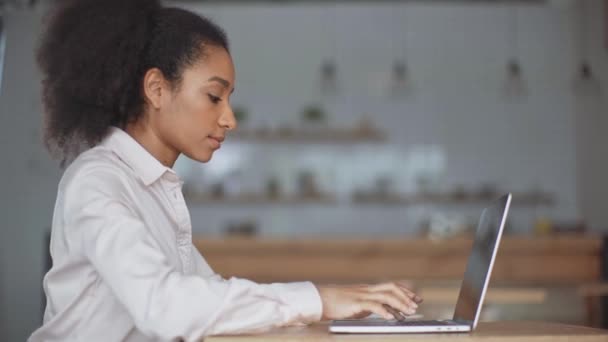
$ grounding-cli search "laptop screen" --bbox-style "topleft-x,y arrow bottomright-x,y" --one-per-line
452,194 -> 511,328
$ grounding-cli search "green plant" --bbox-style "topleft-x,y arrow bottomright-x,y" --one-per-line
301,105 -> 325,123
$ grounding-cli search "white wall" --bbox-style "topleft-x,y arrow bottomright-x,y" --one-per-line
0,5 -> 62,341
1,1 -> 607,341
176,2 -> 584,236
575,0 -> 608,231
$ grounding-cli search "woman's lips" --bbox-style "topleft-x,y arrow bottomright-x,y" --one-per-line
207,136 -> 224,149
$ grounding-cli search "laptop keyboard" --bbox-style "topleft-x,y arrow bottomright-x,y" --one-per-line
391,320 -> 451,326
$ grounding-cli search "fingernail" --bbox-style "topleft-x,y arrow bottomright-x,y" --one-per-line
407,308 -> 416,315
412,303 -> 418,309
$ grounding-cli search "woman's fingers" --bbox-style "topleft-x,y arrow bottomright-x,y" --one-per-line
396,282 -> 423,303
316,282 -> 422,321
369,282 -> 419,310
364,291 -> 416,316
383,304 -> 407,321
350,310 -> 373,319
390,281 -> 423,303
360,301 -> 393,320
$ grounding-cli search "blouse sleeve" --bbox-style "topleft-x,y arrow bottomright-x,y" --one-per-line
64,167 -> 323,341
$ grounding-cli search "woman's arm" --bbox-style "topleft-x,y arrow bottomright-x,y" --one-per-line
64,168 -> 321,340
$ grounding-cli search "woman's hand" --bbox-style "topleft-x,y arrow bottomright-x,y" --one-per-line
315,282 -> 423,320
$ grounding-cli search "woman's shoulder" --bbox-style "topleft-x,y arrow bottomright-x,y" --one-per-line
59,145 -> 135,194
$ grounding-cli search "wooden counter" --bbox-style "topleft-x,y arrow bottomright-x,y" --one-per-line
206,321 -> 608,341
194,236 -> 602,284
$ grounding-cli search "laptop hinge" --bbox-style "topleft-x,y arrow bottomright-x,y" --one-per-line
447,319 -> 472,326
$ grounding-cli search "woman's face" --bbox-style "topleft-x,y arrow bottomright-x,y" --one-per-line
155,44 -> 237,164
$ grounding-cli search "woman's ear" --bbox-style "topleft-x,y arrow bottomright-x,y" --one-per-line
142,68 -> 166,110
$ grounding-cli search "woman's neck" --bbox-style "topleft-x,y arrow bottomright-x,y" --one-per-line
124,119 -> 179,168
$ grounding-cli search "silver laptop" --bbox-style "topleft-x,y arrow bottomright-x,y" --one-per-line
329,193 -> 512,334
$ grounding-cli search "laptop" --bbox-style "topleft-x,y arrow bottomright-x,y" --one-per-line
329,193 -> 512,334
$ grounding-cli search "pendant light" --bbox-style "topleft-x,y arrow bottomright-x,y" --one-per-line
390,3 -> 409,98
503,5 -> 526,98
573,0 -> 601,95
319,4 -> 338,96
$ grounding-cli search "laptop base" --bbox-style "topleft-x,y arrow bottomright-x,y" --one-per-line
329,319 -> 472,334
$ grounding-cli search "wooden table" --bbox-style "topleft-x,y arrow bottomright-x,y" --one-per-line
207,321 -> 608,341
580,283 -> 608,327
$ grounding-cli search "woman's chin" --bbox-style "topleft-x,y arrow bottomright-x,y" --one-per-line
185,150 -> 213,163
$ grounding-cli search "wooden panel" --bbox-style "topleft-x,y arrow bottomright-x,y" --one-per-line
194,236 -> 602,284
492,255 -> 600,283
419,287 -> 547,304
579,283 -> 608,297
195,236 -> 601,255
203,254 -> 599,284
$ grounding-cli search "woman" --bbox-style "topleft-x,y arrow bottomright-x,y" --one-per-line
29,0 -> 422,341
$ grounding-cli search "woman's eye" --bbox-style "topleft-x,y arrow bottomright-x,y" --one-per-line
208,94 -> 221,104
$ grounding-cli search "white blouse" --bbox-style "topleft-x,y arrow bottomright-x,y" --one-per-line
29,127 -> 322,342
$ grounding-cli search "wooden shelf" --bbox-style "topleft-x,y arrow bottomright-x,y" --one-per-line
230,127 -> 386,143
185,192 -> 553,206
352,192 -> 555,206
185,193 -> 337,205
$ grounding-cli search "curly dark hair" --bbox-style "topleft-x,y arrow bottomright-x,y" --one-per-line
37,0 -> 229,164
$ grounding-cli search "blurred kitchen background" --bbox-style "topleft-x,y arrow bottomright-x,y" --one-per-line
2,0 -> 608,340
